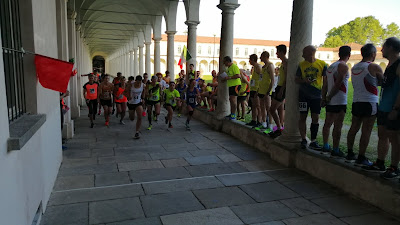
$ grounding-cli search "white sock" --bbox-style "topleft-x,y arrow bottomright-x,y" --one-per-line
262,122 -> 267,128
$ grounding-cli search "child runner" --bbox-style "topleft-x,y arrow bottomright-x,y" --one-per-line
186,79 -> 199,130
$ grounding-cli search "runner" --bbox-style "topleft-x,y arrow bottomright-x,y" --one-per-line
98,74 -> 114,127
176,78 -> 187,117
246,54 -> 262,127
143,73 -> 149,85
186,79 -> 199,130
206,70 -> 218,112
124,75 -> 145,139
321,46 -> 351,157
295,45 -> 327,150
83,74 -> 99,128
221,56 -> 241,120
256,51 -> 275,134
269,45 -> 288,138
164,71 -> 171,84
157,72 -> 169,91
237,69 -> 250,121
112,72 -> 122,116
197,79 -> 208,108
163,82 -> 181,128
346,43 -> 384,165
114,76 -> 128,125
145,75 -> 161,130
188,64 -> 195,80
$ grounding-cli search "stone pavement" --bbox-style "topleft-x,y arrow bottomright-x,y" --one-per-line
41,108 -> 400,225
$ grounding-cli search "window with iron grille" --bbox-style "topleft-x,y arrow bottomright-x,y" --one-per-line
0,0 -> 26,122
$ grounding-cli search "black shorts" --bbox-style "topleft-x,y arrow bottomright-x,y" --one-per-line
115,102 -> 126,105
250,91 -> 258,98
229,85 -> 241,96
377,110 -> 400,131
86,99 -> 98,115
127,103 -> 142,111
146,100 -> 160,106
100,99 -> 112,107
237,96 -> 247,102
326,105 -> 347,113
258,93 -> 265,99
352,102 -> 378,117
165,104 -> 177,111
272,86 -> 286,102
299,93 -> 321,114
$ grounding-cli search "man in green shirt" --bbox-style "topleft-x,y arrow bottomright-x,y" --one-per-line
221,56 -> 241,120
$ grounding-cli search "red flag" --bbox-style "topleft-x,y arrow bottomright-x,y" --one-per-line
35,54 -> 74,92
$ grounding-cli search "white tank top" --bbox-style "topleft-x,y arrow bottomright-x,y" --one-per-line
326,61 -> 349,105
351,61 -> 378,103
128,82 -> 143,104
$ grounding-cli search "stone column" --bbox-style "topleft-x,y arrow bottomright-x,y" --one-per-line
139,45 -> 144,75
280,0 -> 313,142
216,2 -> 240,119
166,31 -> 176,77
133,47 -> 139,76
153,38 -> 161,74
185,20 -> 199,83
67,10 -> 80,119
125,50 -> 130,76
145,42 -> 151,75
130,51 -> 134,76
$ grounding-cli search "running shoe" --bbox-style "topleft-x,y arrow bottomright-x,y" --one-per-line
120,121 -> 125,125
208,108 -> 215,112
309,141 -> 322,151
354,157 -> 373,167
133,132 -> 140,139
254,125 -> 265,131
165,116 -> 168,124
147,125 -> 152,130
380,167 -> 399,179
185,121 -> 190,130
330,150 -> 345,158
168,124 -> 173,128
300,139 -> 307,149
105,121 -> 109,127
345,151 -> 357,162
263,128 -> 273,134
362,162 -> 386,172
177,114 -> 182,117
229,114 -> 236,120
90,123 -> 94,128
321,146 -> 331,154
269,129 -> 282,138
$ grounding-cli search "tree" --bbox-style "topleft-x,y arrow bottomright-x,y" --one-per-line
322,16 -> 399,47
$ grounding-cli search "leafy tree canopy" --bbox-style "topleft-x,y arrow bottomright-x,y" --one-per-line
322,16 -> 400,47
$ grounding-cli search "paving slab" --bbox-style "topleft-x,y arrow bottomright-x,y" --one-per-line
240,181 -> 299,202
40,203 -> 88,225
143,176 -> 224,195
282,179 -> 341,199
149,151 -> 192,160
281,212 -> 346,225
48,184 -> 144,206
129,167 -> 191,183
162,142 -> 197,151
216,172 -> 274,186
89,197 -> 144,224
189,149 -> 230,156
238,159 -> 285,171
231,201 -> 298,224
280,197 -> 325,216
185,155 -> 223,165
54,174 -> 94,191
140,191 -> 204,217
58,163 -> 118,176
118,160 -> 164,171
98,153 -> 151,164
217,153 -> 242,162
63,149 -> 91,159
91,148 -> 115,157
340,212 -> 400,225
185,163 -> 246,177
161,158 -> 189,167
264,169 -> 310,182
228,149 -> 269,160
250,221 -> 285,225
161,207 -> 244,225
311,196 -> 378,218
194,141 -> 221,150
95,172 -> 130,186
193,186 -> 256,208
61,157 -> 98,168
106,217 -> 162,225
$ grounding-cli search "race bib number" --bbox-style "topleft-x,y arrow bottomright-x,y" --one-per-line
89,88 -> 95,94
134,95 -> 140,100
118,94 -> 123,100
299,102 -> 308,112
250,80 -> 255,87
152,95 -> 158,100
170,99 -> 175,105
189,98 -> 195,103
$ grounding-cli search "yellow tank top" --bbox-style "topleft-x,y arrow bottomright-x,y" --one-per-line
249,64 -> 261,91
278,65 -> 286,86
299,59 -> 327,90
239,81 -> 249,96
258,63 -> 273,95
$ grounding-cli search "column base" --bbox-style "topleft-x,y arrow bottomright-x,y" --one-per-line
277,132 -> 302,143
62,120 -> 74,139
71,105 -> 81,119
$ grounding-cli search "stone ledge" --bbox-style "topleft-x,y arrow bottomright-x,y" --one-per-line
8,114 -> 46,151
194,108 -> 400,217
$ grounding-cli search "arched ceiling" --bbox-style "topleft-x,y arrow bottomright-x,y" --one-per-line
76,0 -> 172,57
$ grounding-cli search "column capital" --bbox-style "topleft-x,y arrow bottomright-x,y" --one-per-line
217,3 -> 240,12
185,20 -> 200,27
165,31 -> 177,36
153,37 -> 162,42
144,42 -> 152,45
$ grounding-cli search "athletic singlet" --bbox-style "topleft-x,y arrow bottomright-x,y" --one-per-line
326,61 -> 349,105
83,82 -> 98,100
186,88 -> 198,105
129,82 -> 144,104
177,83 -> 187,99
147,82 -> 161,101
258,63 -> 273,95
164,89 -> 180,106
351,61 -> 379,103
379,58 -> 400,112
250,64 -> 261,91
277,65 -> 286,86
115,87 -> 128,103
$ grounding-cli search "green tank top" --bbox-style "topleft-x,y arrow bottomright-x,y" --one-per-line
147,83 -> 160,101
258,63 -> 273,95
250,64 -> 261,91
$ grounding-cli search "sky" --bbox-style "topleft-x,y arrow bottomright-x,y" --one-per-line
162,0 -> 400,46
